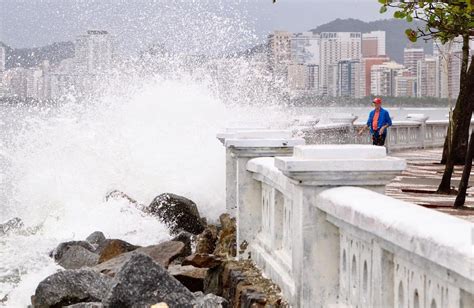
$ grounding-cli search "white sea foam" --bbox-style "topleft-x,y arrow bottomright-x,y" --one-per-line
0,75 -> 235,306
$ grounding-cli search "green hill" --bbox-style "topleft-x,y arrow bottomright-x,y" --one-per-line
310,18 -> 433,63
0,41 -> 74,70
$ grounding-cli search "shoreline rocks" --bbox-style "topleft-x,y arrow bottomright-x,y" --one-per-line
30,192 -> 285,308
33,269 -> 113,307
146,193 -> 207,235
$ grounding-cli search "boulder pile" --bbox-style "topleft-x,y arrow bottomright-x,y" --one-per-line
30,192 -> 286,308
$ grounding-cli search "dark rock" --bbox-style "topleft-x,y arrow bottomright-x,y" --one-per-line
0,217 -> 24,235
182,254 -> 223,269
85,231 -> 106,246
33,269 -> 113,307
97,239 -> 140,264
64,303 -> 104,308
103,253 -> 195,307
168,265 -> 208,292
146,193 -> 206,235
57,245 -> 100,269
213,214 -> 236,258
171,231 -> 194,257
51,241 -> 96,261
94,241 -> 185,277
195,225 -> 218,254
192,292 -> 228,308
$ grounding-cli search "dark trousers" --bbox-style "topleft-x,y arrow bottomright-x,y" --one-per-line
372,132 -> 386,146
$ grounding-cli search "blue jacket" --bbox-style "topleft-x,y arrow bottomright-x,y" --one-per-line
367,108 -> 392,136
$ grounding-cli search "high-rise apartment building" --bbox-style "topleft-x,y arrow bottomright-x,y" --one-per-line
433,37 -> 471,99
395,70 -> 417,97
417,56 -> 440,98
404,47 -> 424,76
290,32 -> 320,65
0,46 -> 5,72
307,64 -> 320,93
287,63 -> 320,94
319,32 -> 362,95
360,56 -> 390,97
433,37 -> 464,56
337,59 -> 362,98
268,31 -> 292,65
75,30 -> 114,74
287,63 -> 308,90
439,50 -> 462,99
362,31 -> 386,57
26,69 -> 43,99
370,61 -> 405,96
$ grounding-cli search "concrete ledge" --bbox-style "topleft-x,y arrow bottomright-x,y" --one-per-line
225,138 -> 305,148
316,186 -> 474,282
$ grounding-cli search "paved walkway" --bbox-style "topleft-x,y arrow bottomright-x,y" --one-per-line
387,148 -> 474,223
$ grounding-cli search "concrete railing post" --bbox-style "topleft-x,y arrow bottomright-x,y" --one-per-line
407,114 -> 429,148
274,145 -> 406,307
218,130 -> 305,251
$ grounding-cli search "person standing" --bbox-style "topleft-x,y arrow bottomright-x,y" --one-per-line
358,97 -> 392,146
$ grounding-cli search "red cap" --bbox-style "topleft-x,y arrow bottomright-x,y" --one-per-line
373,97 -> 382,104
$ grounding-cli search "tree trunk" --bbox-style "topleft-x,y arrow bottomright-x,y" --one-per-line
438,56 -> 474,193
454,130 -> 474,208
441,35 -> 471,165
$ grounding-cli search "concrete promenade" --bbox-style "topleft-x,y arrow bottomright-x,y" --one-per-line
388,148 -> 474,222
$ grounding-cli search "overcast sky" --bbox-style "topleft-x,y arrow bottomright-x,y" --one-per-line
0,0 -> 384,53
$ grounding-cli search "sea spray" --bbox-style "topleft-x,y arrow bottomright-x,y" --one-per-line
0,75 -> 232,306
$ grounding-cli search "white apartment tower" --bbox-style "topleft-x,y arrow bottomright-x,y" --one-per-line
370,61 -> 405,96
75,30 -> 114,74
362,31 -> 386,57
433,37 -> 467,99
0,46 -> 5,72
439,50 -> 463,99
417,56 -> 440,98
290,32 -> 321,65
268,31 -> 292,65
404,47 -> 424,76
320,32 -> 362,95
395,70 -> 417,97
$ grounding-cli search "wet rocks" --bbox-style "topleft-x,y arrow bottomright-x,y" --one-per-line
103,253 -> 195,307
85,231 -> 106,246
195,225 -> 218,254
193,292 -> 228,308
33,269 -> 113,307
94,241 -> 185,277
65,303 -> 104,308
171,231 -> 194,257
97,239 -> 140,263
57,245 -> 100,270
182,254 -> 223,269
0,217 -> 24,236
51,241 -> 96,262
168,265 -> 208,292
146,193 -> 206,235
213,214 -> 236,258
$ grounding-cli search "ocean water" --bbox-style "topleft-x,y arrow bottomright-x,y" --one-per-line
0,76 -> 241,305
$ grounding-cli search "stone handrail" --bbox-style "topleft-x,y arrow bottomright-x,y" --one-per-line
296,114 -> 452,151
216,127 -> 474,307
242,146 -> 474,307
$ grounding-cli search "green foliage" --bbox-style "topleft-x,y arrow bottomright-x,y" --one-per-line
378,0 -> 473,43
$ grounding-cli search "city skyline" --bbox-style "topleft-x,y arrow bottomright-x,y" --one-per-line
0,0 -> 382,51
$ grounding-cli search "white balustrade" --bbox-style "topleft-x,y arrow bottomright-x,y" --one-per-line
222,143 -> 474,307
302,113 -> 458,151
216,129 -> 304,246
